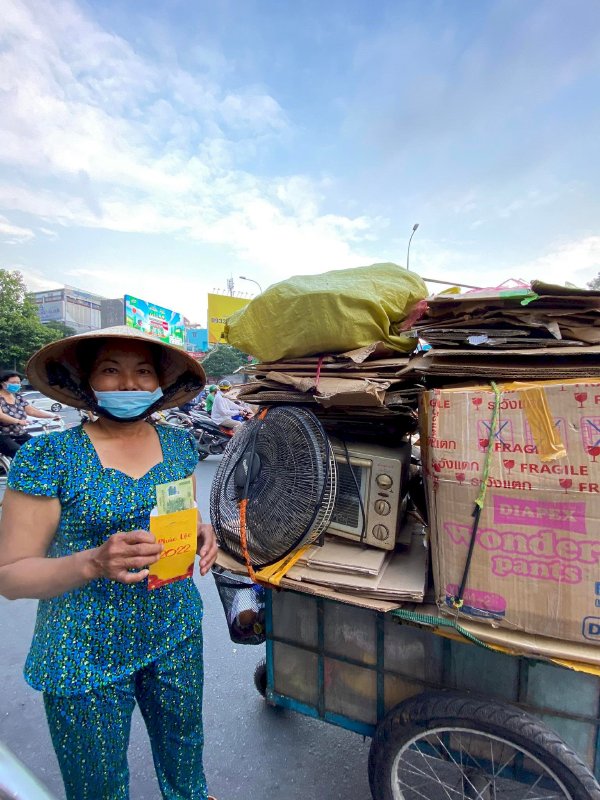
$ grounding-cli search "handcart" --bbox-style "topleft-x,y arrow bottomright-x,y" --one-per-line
254,586 -> 600,800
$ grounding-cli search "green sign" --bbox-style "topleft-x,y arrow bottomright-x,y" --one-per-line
124,295 -> 185,347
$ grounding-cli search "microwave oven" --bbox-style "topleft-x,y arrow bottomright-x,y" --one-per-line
326,437 -> 411,550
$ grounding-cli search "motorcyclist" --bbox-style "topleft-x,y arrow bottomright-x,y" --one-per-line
0,370 -> 61,457
178,392 -> 203,416
204,385 -> 218,414
210,381 -> 251,431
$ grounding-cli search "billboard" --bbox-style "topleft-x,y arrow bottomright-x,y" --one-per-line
124,295 -> 185,347
207,294 -> 249,345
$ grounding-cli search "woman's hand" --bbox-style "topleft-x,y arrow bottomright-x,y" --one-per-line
196,522 -> 218,576
89,530 -> 162,584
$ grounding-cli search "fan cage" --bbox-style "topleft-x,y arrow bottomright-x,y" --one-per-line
210,406 -> 338,569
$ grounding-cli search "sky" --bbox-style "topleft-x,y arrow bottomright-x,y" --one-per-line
1,0 -> 600,324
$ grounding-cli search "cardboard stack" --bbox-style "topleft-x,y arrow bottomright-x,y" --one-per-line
416,283 -> 600,646
417,281 -> 600,347
285,521 -> 429,603
238,342 -> 422,419
407,282 -> 600,380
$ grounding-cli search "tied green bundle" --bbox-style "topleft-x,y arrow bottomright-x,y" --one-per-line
224,262 -> 428,362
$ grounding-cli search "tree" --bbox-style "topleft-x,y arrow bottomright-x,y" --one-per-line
0,269 -> 64,372
201,344 -> 249,380
44,320 -> 77,339
588,274 -> 600,290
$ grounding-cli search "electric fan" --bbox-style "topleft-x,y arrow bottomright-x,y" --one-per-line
210,406 -> 337,575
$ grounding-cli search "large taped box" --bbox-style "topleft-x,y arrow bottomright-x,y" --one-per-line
421,379 -> 600,644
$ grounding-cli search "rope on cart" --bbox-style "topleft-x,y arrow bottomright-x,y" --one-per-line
390,608 -> 493,650
451,381 -> 501,610
314,354 -> 325,392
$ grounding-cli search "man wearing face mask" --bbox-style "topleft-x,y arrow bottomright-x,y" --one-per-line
0,370 -> 61,458
0,328 -> 219,800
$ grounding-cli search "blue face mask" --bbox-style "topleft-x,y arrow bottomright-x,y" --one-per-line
4,383 -> 20,394
93,387 -> 164,420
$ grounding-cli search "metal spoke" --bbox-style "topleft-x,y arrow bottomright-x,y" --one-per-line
432,732 -> 487,799
396,779 -> 445,800
404,750 -> 465,798
397,773 -> 465,800
408,747 -> 457,800
521,771 -> 550,799
391,726 -> 572,800
493,747 -> 519,781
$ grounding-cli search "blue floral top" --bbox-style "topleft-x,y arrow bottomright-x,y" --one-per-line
7,424 -> 202,697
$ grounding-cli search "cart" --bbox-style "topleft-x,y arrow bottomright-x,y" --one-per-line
254,586 -> 600,799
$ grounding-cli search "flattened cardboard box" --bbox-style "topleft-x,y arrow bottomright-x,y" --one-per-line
421,378 -> 600,645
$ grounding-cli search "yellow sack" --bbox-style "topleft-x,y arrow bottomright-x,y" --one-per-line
225,263 -> 427,361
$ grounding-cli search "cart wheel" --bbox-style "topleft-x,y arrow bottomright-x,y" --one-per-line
254,659 -> 267,698
368,690 -> 600,800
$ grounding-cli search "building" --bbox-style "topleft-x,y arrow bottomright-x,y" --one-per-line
101,297 -> 125,328
186,327 -> 208,353
32,286 -> 104,334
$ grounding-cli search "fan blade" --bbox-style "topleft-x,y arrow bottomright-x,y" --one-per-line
233,451 -> 262,492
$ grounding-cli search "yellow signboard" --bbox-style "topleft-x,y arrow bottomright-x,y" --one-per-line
207,293 -> 249,345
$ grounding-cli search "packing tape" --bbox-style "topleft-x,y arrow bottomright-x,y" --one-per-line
255,544 -> 313,586
518,386 -> 566,462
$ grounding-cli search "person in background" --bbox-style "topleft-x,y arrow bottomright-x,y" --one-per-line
0,370 -> 61,458
0,327 -> 218,800
179,391 -> 202,416
204,385 -> 218,414
210,381 -> 252,431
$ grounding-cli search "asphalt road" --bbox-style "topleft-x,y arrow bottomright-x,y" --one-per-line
0,429 -> 373,800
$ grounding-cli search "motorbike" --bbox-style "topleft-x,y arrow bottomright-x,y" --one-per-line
0,418 -> 66,486
161,410 -> 235,460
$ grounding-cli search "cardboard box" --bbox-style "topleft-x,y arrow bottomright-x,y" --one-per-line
421,379 -> 600,645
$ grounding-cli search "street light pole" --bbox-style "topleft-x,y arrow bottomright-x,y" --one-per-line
406,223 -> 420,270
239,276 -> 263,294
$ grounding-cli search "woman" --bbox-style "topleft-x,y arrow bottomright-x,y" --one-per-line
0,326 -> 218,800
0,369 -> 61,457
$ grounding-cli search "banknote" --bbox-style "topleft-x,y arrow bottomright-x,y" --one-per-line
156,477 -> 195,515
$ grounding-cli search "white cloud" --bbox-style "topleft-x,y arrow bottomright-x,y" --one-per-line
11,265 -> 62,292
411,235 -> 600,293
0,215 -> 34,243
0,0 -> 378,276
61,265 -> 215,323
515,236 -> 600,287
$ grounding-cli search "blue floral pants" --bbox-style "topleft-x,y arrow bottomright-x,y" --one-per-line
43,632 -> 207,800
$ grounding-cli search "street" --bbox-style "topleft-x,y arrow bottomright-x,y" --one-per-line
0,439 -> 372,800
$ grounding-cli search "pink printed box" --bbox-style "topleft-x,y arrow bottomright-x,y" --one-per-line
421,379 -> 600,644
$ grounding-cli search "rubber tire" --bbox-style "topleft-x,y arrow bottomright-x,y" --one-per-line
368,690 -> 600,800
254,659 -> 267,698
50,402 -> 62,412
